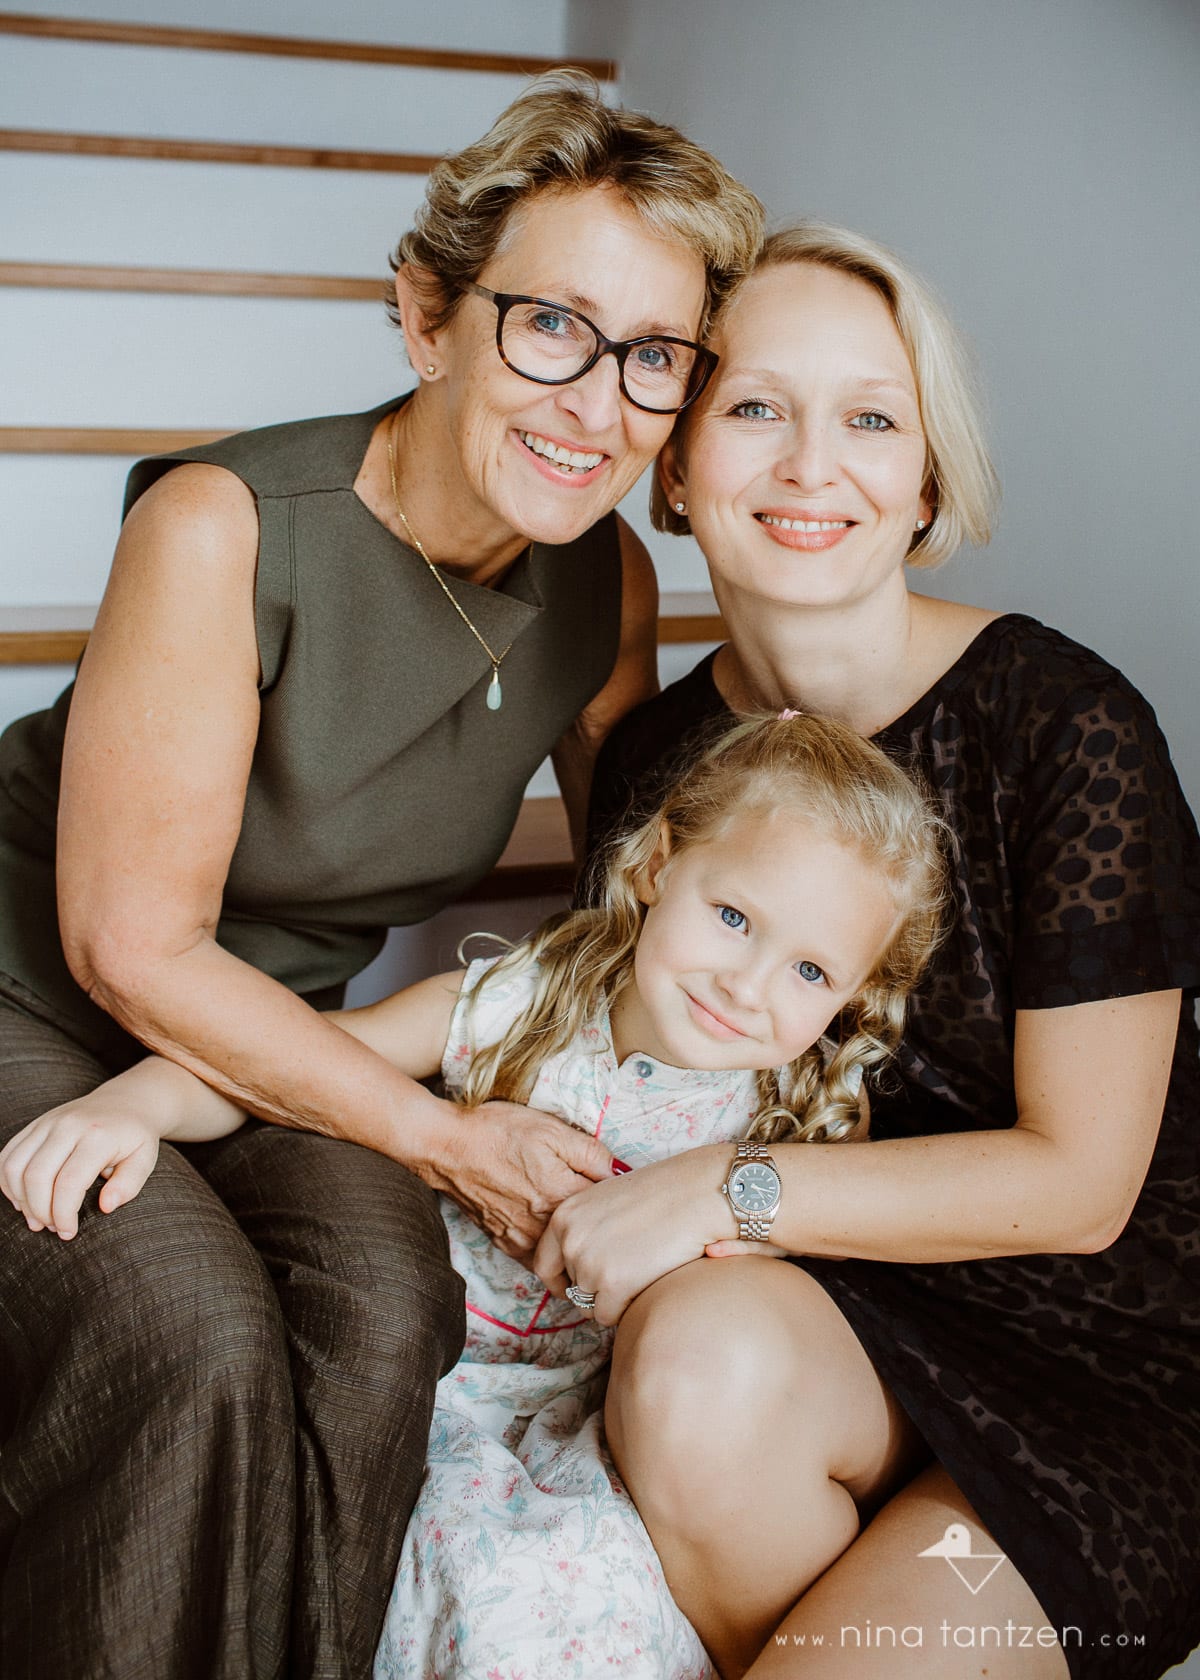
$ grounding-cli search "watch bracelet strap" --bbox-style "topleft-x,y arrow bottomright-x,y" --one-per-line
732,1140 -> 780,1241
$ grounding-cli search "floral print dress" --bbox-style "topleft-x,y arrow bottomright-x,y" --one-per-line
374,957 -> 759,1680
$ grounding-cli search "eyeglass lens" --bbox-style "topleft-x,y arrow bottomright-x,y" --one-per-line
500,301 -> 701,412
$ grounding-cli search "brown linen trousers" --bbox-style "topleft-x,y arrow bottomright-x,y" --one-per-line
0,989 -> 466,1679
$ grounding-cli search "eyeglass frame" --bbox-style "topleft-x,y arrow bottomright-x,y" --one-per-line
461,281 -> 719,415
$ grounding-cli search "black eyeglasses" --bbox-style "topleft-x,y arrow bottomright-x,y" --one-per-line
463,282 -> 717,415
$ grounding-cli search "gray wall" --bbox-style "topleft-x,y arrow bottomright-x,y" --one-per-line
569,0 -> 1200,810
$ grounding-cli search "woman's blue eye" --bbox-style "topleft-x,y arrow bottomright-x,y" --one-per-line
532,310 -> 572,337
730,399 -> 778,421
850,411 -> 894,431
633,341 -> 676,373
719,905 -> 747,931
796,960 -> 825,984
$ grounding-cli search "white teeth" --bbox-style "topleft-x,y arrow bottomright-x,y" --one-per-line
519,432 -> 603,473
759,514 -> 851,532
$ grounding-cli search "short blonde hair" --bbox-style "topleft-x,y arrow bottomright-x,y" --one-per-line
653,220 -> 999,566
458,711 -> 947,1145
388,70 -> 763,339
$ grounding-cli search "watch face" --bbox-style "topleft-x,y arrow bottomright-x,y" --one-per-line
729,1161 -> 780,1215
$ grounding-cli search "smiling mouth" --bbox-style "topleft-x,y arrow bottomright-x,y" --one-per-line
757,514 -> 853,532
518,430 -> 606,475
684,991 -> 750,1041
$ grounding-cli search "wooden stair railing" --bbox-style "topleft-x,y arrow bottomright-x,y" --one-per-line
0,262 -> 383,300
0,13 -> 616,78
0,129 -> 440,172
0,596 -> 724,666
0,11 -> 614,174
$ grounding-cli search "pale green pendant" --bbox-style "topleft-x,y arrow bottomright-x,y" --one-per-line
486,667 -> 503,711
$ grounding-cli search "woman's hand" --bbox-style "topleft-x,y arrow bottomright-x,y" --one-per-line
430,1101 -> 616,1263
0,1100 -> 162,1240
532,1145 -> 744,1324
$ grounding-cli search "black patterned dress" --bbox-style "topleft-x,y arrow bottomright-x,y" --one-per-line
586,615 -> 1200,1680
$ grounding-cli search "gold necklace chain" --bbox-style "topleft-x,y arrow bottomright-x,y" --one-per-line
387,409 -> 517,712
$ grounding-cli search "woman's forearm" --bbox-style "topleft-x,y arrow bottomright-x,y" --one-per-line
538,1125 -> 1112,1330
757,1126 -> 1117,1263
713,994 -> 1175,1266
84,934 -> 456,1180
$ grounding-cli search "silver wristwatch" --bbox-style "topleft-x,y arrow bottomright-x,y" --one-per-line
720,1141 -> 782,1240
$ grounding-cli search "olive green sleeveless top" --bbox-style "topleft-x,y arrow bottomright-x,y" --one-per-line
0,397 -> 622,1054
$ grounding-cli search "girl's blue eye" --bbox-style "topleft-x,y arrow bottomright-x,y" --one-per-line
796,960 -> 825,984
850,411 -> 894,432
729,399 -> 779,421
719,905 -> 747,931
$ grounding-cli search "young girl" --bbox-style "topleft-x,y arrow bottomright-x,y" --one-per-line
0,713 -> 945,1679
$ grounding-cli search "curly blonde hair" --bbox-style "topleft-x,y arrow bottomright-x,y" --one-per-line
455,712 -> 947,1146
388,70 -> 763,340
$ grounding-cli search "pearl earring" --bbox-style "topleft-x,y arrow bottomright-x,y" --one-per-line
674,502 -> 686,514
915,519 -> 927,531
425,364 -> 436,376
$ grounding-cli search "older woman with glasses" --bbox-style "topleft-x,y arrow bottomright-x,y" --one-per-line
0,75 -> 761,1680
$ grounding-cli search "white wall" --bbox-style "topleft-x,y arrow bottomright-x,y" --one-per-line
0,7 -> 549,626
0,1 -> 591,981
569,0 -> 1200,814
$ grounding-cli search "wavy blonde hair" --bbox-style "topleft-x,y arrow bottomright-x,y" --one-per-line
455,712 -> 947,1145
653,219 -> 999,567
389,70 -> 763,339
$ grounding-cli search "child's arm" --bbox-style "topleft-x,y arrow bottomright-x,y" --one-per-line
324,969 -> 466,1076
0,1054 -> 246,1239
0,970 -> 465,1241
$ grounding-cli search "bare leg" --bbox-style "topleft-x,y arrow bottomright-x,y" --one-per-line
606,1257 -> 922,1677
745,1462 -> 1070,1680
607,1258 -> 1068,1680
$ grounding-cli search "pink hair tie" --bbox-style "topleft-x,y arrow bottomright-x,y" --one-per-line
778,708 -> 801,721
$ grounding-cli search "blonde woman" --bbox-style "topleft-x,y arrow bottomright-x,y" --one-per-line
581,225 -> 1200,1679
0,76 -> 761,1679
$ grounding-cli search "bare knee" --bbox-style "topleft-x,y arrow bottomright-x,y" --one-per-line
608,1261 -> 817,1519
610,1258 -> 777,1425
607,1259 -> 910,1528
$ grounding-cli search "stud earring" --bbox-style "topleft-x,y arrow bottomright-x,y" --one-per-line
425,364 -> 436,376
674,502 -> 686,514
915,519 -> 927,531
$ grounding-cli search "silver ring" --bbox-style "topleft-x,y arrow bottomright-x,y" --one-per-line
565,1283 -> 598,1312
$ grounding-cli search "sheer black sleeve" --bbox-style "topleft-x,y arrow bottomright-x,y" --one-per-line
1012,668 -> 1200,1009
